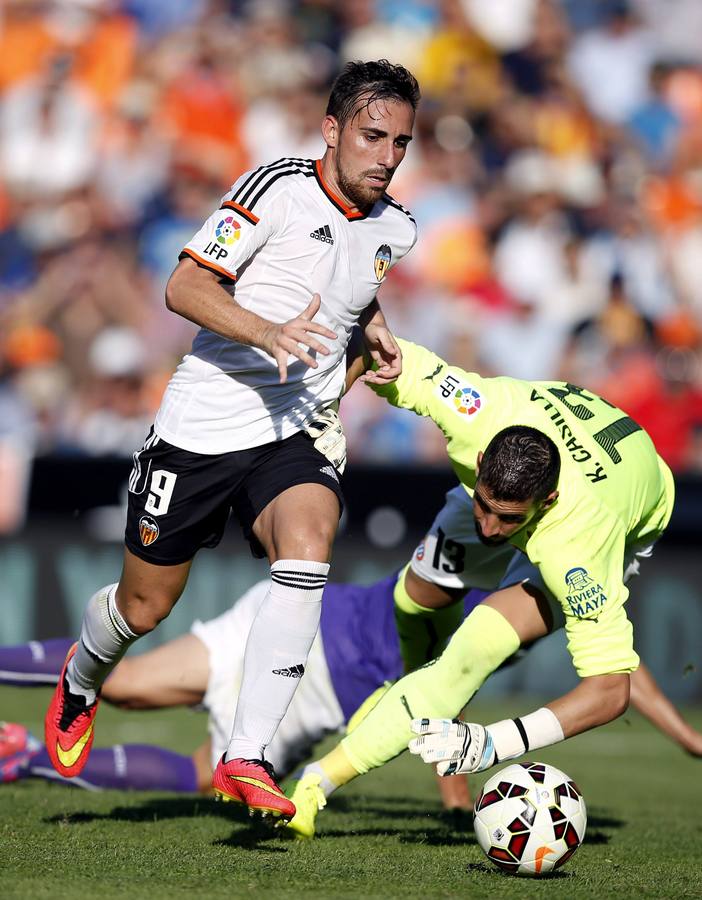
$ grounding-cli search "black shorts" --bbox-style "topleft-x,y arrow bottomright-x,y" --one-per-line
125,429 -> 344,565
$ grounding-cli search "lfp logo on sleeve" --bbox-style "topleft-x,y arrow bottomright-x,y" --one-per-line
436,373 -> 483,418
216,216 -> 241,245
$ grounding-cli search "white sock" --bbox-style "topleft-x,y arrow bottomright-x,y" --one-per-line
67,584 -> 139,704
225,559 -> 329,762
292,761 -> 337,798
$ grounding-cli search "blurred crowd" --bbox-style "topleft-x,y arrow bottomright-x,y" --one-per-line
2,0 -> 702,531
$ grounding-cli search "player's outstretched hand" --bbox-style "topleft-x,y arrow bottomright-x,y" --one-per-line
263,293 -> 337,383
360,324 -> 402,385
408,718 -> 495,776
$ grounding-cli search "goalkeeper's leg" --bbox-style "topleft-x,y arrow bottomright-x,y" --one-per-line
393,564 -> 467,673
293,583 -> 553,800
284,600 -> 522,836
340,602 -> 521,777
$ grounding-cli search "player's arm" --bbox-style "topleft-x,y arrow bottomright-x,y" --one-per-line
344,325 -> 371,393
166,261 -> 337,383
369,339 -> 488,450
170,185 -> 338,383
629,661 -> 702,756
547,671 -> 630,734
358,298 -> 401,385
344,679 -> 474,810
370,338 -> 447,410
409,668 -> 629,777
410,527 -> 637,775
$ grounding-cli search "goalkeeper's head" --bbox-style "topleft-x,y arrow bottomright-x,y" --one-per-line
472,426 -> 560,546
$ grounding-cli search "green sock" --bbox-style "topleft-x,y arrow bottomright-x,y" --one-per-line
394,565 -> 465,673
342,604 -> 520,775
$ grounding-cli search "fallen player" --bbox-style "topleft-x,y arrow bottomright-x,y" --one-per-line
1,575 -> 483,808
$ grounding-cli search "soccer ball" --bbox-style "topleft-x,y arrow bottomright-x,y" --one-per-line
473,762 -> 587,876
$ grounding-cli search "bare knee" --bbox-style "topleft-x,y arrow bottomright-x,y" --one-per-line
117,551 -> 191,635
116,585 -> 179,635
255,484 -> 339,562
283,518 -> 337,561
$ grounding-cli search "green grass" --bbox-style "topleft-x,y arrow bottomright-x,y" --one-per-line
3,687 -> 702,899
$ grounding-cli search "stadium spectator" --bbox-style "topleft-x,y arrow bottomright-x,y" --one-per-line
95,82 -> 172,228
567,1 -> 656,125
0,52 -> 98,198
0,0 -> 701,474
417,0 -> 503,115
156,26 -> 248,185
627,63 -> 682,167
0,353 -> 38,535
57,326 -> 155,457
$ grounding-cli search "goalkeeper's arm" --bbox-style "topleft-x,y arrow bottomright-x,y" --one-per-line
409,672 -> 630,775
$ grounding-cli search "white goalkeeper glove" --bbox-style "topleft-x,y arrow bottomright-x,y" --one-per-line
408,718 -> 496,776
304,401 -> 347,473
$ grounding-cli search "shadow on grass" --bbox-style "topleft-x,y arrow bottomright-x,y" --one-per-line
587,811 -> 626,830
585,829 -> 613,845
330,796 -> 430,818
45,796 -> 243,826
212,830 -> 290,852
330,794 -> 468,822
42,795 -> 624,853
318,803 -> 475,845
399,830 -> 475,847
580,809 -> 626,848
465,862 -> 575,881
45,797 -> 296,851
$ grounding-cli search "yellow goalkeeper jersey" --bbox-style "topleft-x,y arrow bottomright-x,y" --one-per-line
372,340 -> 675,678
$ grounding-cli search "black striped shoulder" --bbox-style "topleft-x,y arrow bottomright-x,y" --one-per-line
381,193 -> 416,226
224,158 -> 315,221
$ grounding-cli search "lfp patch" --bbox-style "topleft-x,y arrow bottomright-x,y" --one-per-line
436,373 -> 484,418
453,386 -> 482,416
215,216 -> 241,245
374,244 -> 392,281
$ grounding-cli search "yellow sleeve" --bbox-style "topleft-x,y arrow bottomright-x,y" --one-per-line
372,339 -> 451,415
371,339 -> 489,439
530,511 -> 639,678
564,602 -> 639,678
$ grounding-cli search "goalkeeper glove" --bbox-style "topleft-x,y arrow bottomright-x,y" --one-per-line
304,401 -> 346,473
408,718 -> 496,775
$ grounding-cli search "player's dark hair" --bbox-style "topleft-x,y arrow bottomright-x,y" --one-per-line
326,59 -> 420,130
478,426 -> 560,503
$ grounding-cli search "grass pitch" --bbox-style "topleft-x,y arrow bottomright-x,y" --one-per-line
3,687 -> 701,899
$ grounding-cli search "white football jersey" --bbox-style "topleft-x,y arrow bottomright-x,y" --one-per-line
154,158 -> 417,453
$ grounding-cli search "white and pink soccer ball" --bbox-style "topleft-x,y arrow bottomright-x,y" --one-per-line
473,761 -> 587,876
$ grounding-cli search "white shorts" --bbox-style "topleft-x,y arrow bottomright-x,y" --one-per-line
190,580 -> 344,775
411,486 -> 535,592
411,486 -> 656,633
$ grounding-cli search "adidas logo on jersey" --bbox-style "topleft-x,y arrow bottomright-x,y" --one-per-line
310,225 -> 334,244
272,663 -> 305,678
